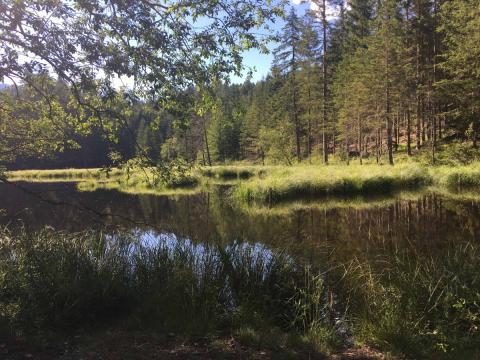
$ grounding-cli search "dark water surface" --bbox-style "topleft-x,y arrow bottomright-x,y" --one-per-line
1,181 -> 480,257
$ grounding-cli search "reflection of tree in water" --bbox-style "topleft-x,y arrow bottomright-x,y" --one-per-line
1,182 -> 480,263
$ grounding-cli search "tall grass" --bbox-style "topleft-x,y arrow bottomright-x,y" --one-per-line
7,168 -> 124,182
0,229 -> 339,354
336,242 -> 480,359
432,163 -> 480,189
7,167 -> 199,189
1,230 -> 479,358
233,164 -> 432,205
200,165 -> 268,180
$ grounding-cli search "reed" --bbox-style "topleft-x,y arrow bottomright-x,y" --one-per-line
335,241 -> 480,359
0,228 -> 339,355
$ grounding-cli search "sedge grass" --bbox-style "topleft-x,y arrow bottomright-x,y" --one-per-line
199,165 -> 269,180
7,168 -> 123,182
232,164 -> 432,205
0,228 -> 340,355
431,163 -> 480,189
335,241 -> 480,359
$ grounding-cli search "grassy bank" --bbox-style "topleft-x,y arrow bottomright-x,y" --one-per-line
77,179 -> 202,196
232,164 -> 432,205
8,163 -> 480,205
432,163 -> 480,189
8,167 -> 201,195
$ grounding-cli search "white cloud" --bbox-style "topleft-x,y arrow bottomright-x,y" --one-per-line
291,0 -> 341,20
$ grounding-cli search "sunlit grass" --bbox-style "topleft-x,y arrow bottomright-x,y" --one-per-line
7,168 -> 123,182
8,162 -> 480,205
77,179 -> 202,196
232,163 -> 432,205
431,163 -> 480,189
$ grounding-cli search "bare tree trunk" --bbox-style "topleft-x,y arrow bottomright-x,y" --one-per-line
422,101 -> 426,144
432,110 -> 436,163
415,1 -> 422,151
292,49 -> 301,163
321,0 -> 328,164
307,86 -> 312,163
432,0 -> 437,163
202,116 -> 212,166
416,98 -> 422,150
438,113 -> 442,139
386,49 -> 394,165
346,129 -> 350,165
358,113 -> 363,165
407,108 -> 412,155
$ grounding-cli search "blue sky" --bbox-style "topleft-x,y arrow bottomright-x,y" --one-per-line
2,1 -> 316,87
230,1 -> 311,84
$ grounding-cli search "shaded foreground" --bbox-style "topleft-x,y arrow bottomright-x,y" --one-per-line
1,227 -> 479,359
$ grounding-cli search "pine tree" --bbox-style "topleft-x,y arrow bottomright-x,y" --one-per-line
273,7 -> 303,162
438,0 -> 480,148
298,11 -> 323,160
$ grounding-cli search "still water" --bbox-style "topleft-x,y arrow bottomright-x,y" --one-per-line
1,181 -> 480,259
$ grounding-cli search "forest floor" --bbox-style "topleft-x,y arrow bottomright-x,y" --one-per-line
1,331 -> 393,360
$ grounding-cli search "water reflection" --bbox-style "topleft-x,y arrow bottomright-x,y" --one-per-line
1,182 -> 480,259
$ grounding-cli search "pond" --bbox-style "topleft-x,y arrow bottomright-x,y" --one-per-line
1,181 -> 480,357
1,181 -> 479,257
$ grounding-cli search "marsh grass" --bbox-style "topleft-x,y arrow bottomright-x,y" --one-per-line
1,229 -> 479,358
10,163 -> 480,205
432,163 -> 480,189
335,242 -> 480,359
0,229 -> 340,355
7,166 -> 200,190
200,165 -> 269,180
76,180 -> 202,196
7,168 -> 123,182
232,164 -> 432,205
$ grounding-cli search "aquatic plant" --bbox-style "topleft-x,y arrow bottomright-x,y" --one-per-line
232,164 -> 432,205
0,229 -> 338,354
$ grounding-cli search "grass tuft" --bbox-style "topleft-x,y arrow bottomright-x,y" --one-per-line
0,229 -> 340,354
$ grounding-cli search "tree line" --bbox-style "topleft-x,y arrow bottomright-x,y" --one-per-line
167,0 -> 479,166
1,0 -> 479,169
